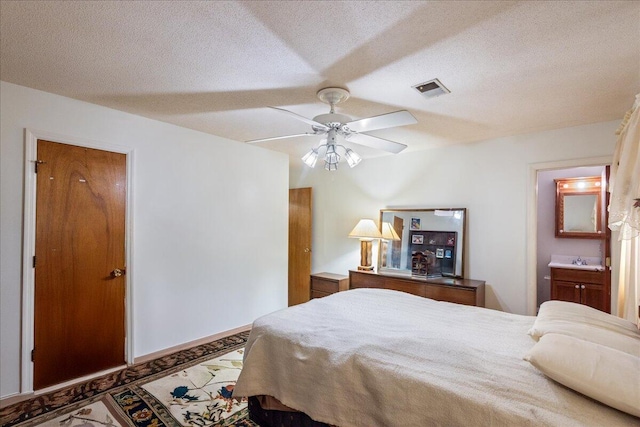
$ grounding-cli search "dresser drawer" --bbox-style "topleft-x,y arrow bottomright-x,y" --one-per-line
551,268 -> 604,284
349,271 -> 386,289
310,273 -> 349,299
424,285 -> 476,306
311,289 -> 333,299
350,272 -> 425,297
311,277 -> 340,293
382,278 -> 426,297
349,270 -> 485,307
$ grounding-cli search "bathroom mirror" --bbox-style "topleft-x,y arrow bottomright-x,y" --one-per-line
378,208 -> 466,277
555,176 -> 603,239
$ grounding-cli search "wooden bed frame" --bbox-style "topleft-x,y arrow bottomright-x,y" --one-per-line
248,396 -> 331,427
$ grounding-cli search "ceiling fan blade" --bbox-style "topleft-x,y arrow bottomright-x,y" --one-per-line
348,133 -> 408,154
246,133 -> 318,144
269,106 -> 329,130
346,110 -> 417,133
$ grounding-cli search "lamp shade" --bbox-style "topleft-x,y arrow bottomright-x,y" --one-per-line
302,148 -> 319,168
381,222 -> 401,241
344,148 -> 362,168
324,144 -> 340,171
348,219 -> 382,240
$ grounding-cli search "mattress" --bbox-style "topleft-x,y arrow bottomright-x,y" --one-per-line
233,288 -> 637,426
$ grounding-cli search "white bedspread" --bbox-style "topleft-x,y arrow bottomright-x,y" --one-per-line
233,288 -> 638,426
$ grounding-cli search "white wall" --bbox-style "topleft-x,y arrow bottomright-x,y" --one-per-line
291,120 -> 619,315
0,82 -> 289,398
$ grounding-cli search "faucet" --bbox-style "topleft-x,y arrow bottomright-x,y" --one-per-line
572,256 -> 587,266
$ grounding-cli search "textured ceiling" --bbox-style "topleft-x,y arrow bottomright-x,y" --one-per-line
1,1 -> 639,160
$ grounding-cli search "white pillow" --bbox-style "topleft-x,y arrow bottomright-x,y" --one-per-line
529,301 -> 640,356
532,301 -> 639,337
525,333 -> 640,418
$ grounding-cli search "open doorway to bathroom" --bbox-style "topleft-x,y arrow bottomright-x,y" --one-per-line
535,165 -> 609,311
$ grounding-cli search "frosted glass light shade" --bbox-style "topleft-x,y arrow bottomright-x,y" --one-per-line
302,149 -> 319,168
302,142 -> 360,171
323,144 -> 340,171
324,161 -> 338,171
344,149 -> 362,168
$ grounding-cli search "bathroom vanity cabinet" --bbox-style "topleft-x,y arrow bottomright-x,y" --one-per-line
550,267 -> 609,313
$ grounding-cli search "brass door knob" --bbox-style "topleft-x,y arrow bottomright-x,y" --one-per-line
111,268 -> 125,278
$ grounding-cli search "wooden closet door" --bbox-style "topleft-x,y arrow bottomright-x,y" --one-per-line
288,187 -> 312,306
34,140 -> 126,389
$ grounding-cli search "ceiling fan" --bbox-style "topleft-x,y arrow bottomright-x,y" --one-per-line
247,87 -> 417,171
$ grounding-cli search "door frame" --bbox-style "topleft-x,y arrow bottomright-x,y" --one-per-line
526,155 -> 612,315
21,129 -> 135,393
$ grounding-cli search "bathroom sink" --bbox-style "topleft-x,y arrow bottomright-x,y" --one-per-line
548,255 -> 604,271
547,262 -> 604,271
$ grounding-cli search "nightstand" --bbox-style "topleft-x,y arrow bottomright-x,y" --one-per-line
310,273 -> 349,299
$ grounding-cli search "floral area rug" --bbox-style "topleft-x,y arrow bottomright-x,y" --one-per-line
1,332 -> 257,427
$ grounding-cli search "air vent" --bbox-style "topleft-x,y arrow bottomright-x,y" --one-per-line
413,78 -> 450,99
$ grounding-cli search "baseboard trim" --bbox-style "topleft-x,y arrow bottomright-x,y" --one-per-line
0,392 -> 28,409
133,324 -> 252,364
0,324 -> 251,408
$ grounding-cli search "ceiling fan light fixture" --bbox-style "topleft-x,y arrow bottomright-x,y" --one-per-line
344,148 -> 362,168
302,148 -> 319,168
324,162 -> 338,171
250,86 -> 415,171
324,144 -> 340,167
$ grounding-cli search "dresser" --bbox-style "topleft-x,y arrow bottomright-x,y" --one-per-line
349,270 -> 485,307
310,272 -> 350,299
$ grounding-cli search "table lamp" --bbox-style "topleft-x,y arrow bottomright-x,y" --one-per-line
379,222 -> 401,269
348,219 -> 383,271
381,222 -> 401,241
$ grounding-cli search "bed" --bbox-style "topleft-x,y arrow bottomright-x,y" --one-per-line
233,288 -> 640,426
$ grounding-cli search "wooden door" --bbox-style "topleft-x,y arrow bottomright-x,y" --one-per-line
551,280 -> 581,304
581,283 -> 607,311
288,188 -> 312,306
34,140 -> 126,390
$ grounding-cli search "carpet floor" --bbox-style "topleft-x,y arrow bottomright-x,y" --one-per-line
1,331 -> 257,427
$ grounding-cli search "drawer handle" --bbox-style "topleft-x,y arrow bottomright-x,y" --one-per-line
575,285 -> 579,289
581,285 -> 585,289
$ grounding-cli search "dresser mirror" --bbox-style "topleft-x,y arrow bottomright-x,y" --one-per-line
378,208 -> 466,277
555,176 -> 603,239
